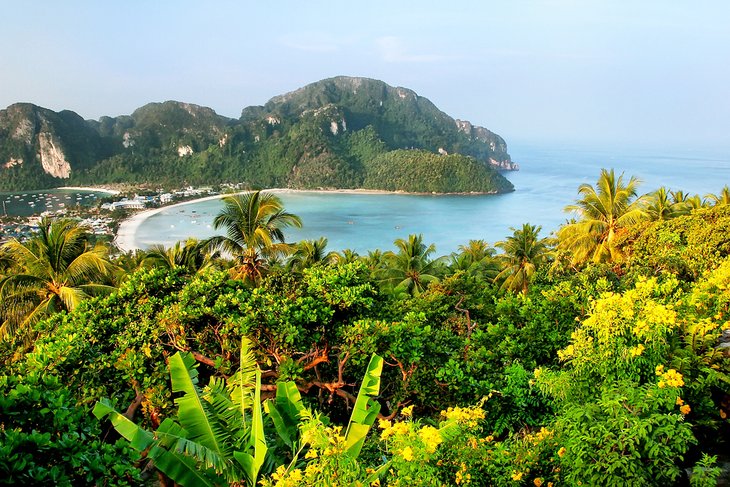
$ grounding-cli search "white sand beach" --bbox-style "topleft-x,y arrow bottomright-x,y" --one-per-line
114,193 -> 232,252
57,186 -> 121,195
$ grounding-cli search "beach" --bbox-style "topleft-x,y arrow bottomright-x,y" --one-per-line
114,193 -> 231,252
57,186 -> 121,195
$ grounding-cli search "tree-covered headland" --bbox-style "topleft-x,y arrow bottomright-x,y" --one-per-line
0,173 -> 729,486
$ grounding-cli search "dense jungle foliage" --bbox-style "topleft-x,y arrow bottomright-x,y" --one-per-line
0,175 -> 729,486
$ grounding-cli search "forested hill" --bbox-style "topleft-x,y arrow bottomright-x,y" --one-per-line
0,77 -> 515,193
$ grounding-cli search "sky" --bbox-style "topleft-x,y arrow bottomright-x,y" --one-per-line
1,1 -> 729,149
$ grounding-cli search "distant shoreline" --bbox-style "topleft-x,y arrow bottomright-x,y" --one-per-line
57,186 -> 121,195
113,187 -> 502,252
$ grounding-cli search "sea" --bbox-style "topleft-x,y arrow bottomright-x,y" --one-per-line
0,189 -> 109,217
129,142 -> 730,255
3,143 -> 729,255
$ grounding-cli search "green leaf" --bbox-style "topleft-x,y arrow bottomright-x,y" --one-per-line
264,381 -> 305,448
344,354 -> 383,458
169,352 -> 231,471
92,399 -> 153,451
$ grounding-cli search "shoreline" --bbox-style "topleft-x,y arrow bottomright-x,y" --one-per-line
57,186 -> 121,195
114,193 -> 230,252
113,187 -> 504,252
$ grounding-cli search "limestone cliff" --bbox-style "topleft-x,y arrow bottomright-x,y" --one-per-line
0,103 -> 105,187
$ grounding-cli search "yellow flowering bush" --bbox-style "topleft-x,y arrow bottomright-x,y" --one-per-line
555,276 -> 680,385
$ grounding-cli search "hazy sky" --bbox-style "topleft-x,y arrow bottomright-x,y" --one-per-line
2,1 -> 729,148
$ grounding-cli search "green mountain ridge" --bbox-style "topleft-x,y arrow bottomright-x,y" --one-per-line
0,76 -> 515,193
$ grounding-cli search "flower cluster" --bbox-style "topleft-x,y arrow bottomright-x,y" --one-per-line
657,368 -> 684,388
269,465 -> 304,487
628,343 -> 645,357
379,419 -> 409,440
418,425 -> 443,453
441,405 -> 486,427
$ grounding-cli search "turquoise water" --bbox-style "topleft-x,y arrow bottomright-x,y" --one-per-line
0,189 -> 106,217
132,142 -> 730,254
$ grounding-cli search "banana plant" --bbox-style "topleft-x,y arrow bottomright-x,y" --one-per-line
266,354 -> 384,460
95,348 -> 384,486
94,339 -> 267,486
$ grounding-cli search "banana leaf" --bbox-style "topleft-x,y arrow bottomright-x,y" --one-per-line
344,354 -> 383,458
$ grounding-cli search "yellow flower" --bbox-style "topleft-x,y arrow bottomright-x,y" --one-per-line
400,446 -> 414,461
511,471 -> 524,481
676,397 -> 684,406
557,447 -> 567,457
534,478 -> 544,487
418,425 -> 443,453
629,343 -> 645,357
680,404 -> 691,415
305,448 -> 318,459
660,369 -> 685,388
441,406 -> 486,427
401,405 -> 414,417
655,364 -> 665,376
378,419 -> 392,430
721,409 -> 727,419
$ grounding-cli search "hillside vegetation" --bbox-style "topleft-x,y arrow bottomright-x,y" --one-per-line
0,77 -> 515,194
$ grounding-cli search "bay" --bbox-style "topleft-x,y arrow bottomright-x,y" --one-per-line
123,142 -> 730,254
0,189 -> 108,217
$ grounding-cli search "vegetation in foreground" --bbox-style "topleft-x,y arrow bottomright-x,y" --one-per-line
0,173 -> 729,486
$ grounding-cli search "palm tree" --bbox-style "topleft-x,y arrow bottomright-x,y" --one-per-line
448,239 -> 499,280
331,248 -> 360,265
143,238 -> 215,275
380,234 -> 443,296
287,237 -> 338,271
205,191 -> 302,282
557,168 -> 646,265
705,185 -> 730,206
495,224 -> 550,295
645,187 -> 690,221
0,218 -> 117,341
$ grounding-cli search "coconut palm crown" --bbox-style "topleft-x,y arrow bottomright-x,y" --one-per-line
380,234 -> 443,297
205,191 -> 302,282
0,218 -> 117,341
557,168 -> 646,265
495,224 -> 550,295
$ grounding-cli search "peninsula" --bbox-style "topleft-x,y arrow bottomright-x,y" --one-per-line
0,77 -> 515,194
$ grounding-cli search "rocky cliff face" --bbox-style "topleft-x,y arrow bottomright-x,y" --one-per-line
454,119 -> 518,170
0,103 -> 104,184
37,132 -> 71,178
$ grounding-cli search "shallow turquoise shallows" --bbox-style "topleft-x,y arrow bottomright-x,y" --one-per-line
118,142 -> 730,254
